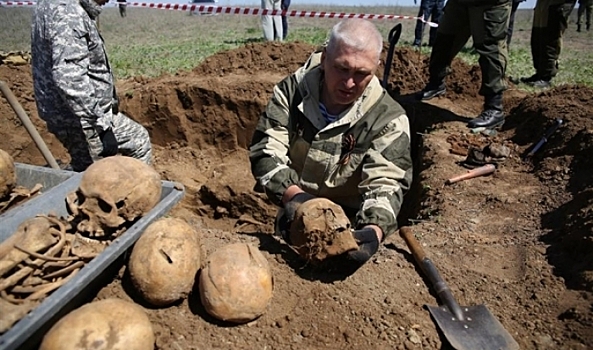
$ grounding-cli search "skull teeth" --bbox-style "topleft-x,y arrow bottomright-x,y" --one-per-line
76,233 -> 110,246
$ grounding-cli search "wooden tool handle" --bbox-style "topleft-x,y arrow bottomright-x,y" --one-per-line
446,163 -> 496,185
399,227 -> 465,321
399,226 -> 427,263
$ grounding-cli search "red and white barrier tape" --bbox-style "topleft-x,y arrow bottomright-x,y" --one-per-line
0,2 -> 438,27
1,1 -> 36,6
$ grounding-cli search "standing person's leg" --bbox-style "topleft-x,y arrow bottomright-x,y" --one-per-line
110,112 -> 152,165
43,116 -> 94,172
467,2 -> 510,128
577,1 -> 585,31
261,0 -> 275,41
413,1 -> 427,46
507,0 -> 521,46
420,0 -> 472,99
530,0 -> 555,80
535,0 -> 576,83
428,0 -> 445,46
282,15 -> 288,39
586,0 -> 592,29
272,0 -> 283,41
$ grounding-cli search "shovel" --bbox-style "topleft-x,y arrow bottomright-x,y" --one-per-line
382,23 -> 402,88
399,227 -> 519,350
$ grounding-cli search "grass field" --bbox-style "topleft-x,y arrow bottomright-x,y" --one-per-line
1,4 -> 592,86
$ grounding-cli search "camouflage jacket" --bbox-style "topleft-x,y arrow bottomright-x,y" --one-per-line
32,0 -> 116,133
249,52 -> 413,237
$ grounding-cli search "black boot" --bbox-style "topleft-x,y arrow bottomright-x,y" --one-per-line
467,110 -> 505,129
467,94 -> 505,129
418,81 -> 446,100
577,24 -> 582,32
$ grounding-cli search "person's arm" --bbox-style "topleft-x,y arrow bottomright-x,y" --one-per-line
355,114 -> 413,240
50,5 -> 113,133
249,76 -> 301,206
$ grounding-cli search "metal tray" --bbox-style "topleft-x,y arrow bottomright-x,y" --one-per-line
0,166 -> 185,350
0,163 -> 79,221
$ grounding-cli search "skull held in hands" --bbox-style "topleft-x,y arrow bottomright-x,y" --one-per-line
289,198 -> 359,262
66,156 -> 162,236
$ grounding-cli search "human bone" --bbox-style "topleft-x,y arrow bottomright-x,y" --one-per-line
199,243 -> 273,323
129,217 -> 201,306
66,156 -> 162,236
39,298 -> 154,350
289,197 -> 358,262
0,148 -> 16,199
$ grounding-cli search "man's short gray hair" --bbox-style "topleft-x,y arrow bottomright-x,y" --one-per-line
326,19 -> 383,61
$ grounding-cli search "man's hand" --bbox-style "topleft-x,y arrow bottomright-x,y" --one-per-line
347,226 -> 381,264
283,192 -> 316,222
274,191 -> 315,243
98,128 -> 119,157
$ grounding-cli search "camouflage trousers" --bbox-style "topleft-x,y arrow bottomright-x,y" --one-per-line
428,0 -> 511,97
44,112 -> 152,172
531,0 -> 577,79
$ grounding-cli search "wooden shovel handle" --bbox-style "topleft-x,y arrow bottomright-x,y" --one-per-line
399,227 -> 465,321
446,163 -> 496,185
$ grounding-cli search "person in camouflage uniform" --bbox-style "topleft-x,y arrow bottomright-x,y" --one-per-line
418,0 -> 511,130
31,0 -> 151,172
249,19 -> 413,267
513,0 -> 577,88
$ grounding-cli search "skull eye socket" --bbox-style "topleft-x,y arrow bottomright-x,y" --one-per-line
116,200 -> 126,210
97,197 -> 114,214
76,191 -> 86,206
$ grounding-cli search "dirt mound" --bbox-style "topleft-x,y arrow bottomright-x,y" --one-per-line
385,46 -> 481,100
1,42 -> 593,350
506,85 -> 593,291
192,41 -> 316,77
191,40 -> 481,100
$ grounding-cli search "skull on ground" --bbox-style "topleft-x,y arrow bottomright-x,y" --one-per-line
66,156 -> 162,236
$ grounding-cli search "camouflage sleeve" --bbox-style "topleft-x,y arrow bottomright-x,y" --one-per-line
50,4 -> 113,132
355,114 -> 413,238
249,77 -> 300,207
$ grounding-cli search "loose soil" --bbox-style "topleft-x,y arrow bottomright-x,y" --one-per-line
1,42 -> 592,350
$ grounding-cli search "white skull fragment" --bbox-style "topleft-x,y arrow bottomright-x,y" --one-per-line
67,156 -> 162,236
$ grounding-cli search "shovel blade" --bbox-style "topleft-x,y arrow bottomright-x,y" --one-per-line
427,304 -> 519,350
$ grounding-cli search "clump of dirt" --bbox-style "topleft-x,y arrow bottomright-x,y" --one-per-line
1,41 -> 593,350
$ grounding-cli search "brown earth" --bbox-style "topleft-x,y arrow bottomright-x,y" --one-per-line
1,42 -> 592,350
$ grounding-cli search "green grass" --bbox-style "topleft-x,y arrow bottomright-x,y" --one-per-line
1,6 -> 592,87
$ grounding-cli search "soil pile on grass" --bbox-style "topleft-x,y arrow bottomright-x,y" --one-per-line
0,41 -> 592,349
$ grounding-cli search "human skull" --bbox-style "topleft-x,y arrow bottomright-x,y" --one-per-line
0,148 -> 16,199
66,156 -> 162,236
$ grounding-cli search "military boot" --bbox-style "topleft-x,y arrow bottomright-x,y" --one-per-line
577,23 -> 582,32
467,94 -> 505,129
